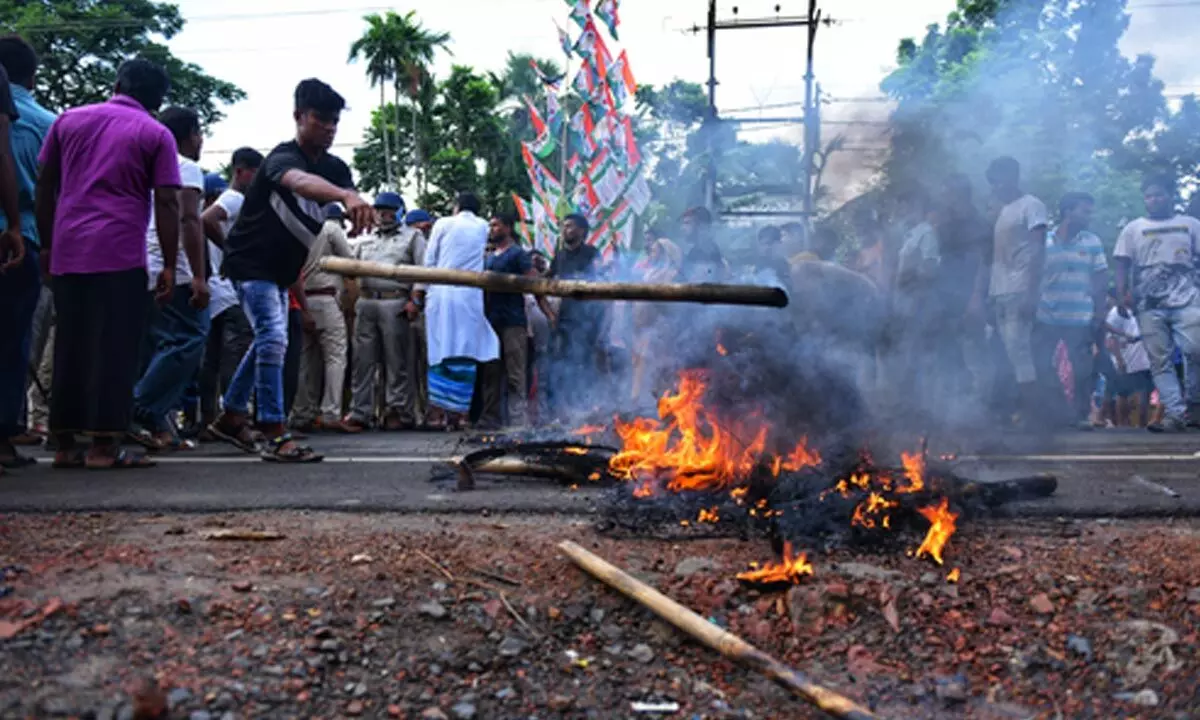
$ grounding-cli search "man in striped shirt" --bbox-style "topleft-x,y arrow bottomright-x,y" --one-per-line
1034,191 -> 1108,428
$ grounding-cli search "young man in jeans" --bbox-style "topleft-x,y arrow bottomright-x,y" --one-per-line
210,78 -> 372,462
130,106 -> 210,449
1114,175 -> 1200,432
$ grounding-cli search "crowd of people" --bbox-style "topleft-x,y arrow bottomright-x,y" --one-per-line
3,38 -> 1200,475
849,157 -> 1200,433
0,44 -> 729,471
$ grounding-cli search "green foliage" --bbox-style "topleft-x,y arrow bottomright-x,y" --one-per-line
879,0 -> 1200,241
0,0 -> 244,126
349,10 -> 451,191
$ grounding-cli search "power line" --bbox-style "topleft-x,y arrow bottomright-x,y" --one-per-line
8,6 -> 392,33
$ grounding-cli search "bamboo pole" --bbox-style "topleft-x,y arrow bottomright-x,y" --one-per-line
557,541 -> 881,720
320,257 -> 789,308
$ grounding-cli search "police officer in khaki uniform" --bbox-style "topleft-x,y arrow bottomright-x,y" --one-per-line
344,193 -> 426,431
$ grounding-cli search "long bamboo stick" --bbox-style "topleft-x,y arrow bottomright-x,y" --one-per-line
320,257 -> 789,308
557,541 -> 881,720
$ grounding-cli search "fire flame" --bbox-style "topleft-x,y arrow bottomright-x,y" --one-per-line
736,541 -> 814,585
915,497 -> 959,565
609,371 -> 818,494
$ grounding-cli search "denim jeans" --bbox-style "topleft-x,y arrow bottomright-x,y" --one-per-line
223,281 -> 289,424
133,284 -> 211,431
1137,303 -> 1200,420
0,240 -> 41,438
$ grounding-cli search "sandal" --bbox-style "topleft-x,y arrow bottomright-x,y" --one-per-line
208,419 -> 266,454
127,428 -> 168,452
51,448 -> 87,470
261,433 -> 324,464
86,449 -> 156,471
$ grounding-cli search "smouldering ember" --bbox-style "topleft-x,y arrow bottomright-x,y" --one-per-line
597,370 -> 966,576
736,541 -> 814,586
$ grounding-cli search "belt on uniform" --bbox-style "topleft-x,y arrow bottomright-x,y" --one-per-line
361,289 -> 409,300
306,287 -> 339,297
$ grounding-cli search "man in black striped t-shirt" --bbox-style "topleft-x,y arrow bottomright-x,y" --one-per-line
213,78 -> 373,462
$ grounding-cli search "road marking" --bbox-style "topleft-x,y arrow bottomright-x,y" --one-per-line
139,452 -> 1200,464
149,455 -> 459,464
961,453 -> 1200,462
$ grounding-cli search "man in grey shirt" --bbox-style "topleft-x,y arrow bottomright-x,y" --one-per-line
984,156 -> 1048,427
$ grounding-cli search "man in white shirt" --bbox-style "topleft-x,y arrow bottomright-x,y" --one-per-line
1113,174 -> 1200,432
985,156 -> 1049,427
195,148 -> 262,434
130,106 -> 210,447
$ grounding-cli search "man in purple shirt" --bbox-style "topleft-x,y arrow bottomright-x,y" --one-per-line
35,58 -> 182,470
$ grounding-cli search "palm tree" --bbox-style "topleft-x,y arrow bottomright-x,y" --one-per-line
388,12 -> 451,197
349,14 -> 402,187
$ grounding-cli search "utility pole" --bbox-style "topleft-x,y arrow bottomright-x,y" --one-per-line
703,0 -> 718,212
801,0 -> 820,222
691,2 -> 834,219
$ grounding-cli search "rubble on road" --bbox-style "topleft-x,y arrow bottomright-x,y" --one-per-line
0,512 -> 1195,719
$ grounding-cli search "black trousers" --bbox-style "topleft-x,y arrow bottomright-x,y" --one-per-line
50,269 -> 148,434
0,241 -> 40,438
199,305 -> 253,422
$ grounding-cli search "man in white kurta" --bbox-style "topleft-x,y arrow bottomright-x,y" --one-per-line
413,193 -> 499,428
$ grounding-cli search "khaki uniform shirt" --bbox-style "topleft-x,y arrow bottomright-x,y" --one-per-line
355,225 -> 427,293
302,220 -> 355,292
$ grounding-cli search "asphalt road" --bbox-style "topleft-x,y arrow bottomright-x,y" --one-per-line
1,429 -> 1198,516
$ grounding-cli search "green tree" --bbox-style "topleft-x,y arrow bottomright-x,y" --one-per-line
350,10 -> 450,195
0,0 -> 244,126
349,12 -> 404,187
881,0 -> 1171,238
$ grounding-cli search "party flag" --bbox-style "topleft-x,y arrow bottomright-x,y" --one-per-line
594,0 -> 619,40
553,20 -> 574,56
606,51 -> 637,108
565,0 -> 590,30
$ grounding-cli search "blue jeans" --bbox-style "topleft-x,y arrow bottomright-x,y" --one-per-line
1137,304 -> 1200,420
223,281 -> 288,424
133,284 -> 211,431
0,240 -> 41,438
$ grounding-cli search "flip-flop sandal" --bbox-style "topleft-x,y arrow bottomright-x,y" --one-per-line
51,449 -> 86,470
126,429 -> 168,452
86,449 -> 156,471
261,434 -> 324,464
207,422 -> 265,454
0,455 -> 37,469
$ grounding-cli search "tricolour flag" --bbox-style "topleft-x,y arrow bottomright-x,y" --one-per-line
553,20 -> 574,56
521,142 -> 565,209
512,193 -> 533,224
524,96 -> 548,137
574,17 -> 613,72
594,0 -> 620,40
532,201 -> 558,256
545,86 -> 564,136
565,0 -> 590,30
569,105 -> 597,158
606,51 -> 637,109
587,149 -> 625,207
620,115 -> 641,168
620,164 -> 652,214
571,174 -> 601,220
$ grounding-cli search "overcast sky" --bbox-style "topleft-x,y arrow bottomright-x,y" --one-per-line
166,0 -> 1200,191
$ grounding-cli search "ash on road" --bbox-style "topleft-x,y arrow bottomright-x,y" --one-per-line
0,512 -> 1196,719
